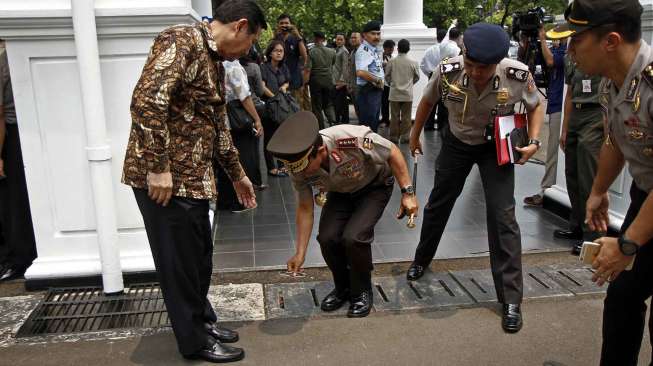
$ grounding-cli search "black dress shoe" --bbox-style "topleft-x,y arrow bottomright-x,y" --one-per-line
554,228 -> 583,240
205,322 -> 239,343
501,303 -> 523,333
571,241 -> 583,256
321,288 -> 349,312
0,266 -> 24,282
184,342 -> 244,363
406,263 -> 425,281
347,290 -> 373,318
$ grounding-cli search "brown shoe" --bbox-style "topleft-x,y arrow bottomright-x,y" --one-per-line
523,194 -> 543,206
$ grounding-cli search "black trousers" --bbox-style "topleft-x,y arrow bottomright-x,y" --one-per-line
600,184 -> 653,366
334,87 -> 350,124
309,81 -> 336,130
262,116 -> 281,172
133,188 -> 216,356
413,126 -> 523,303
0,124 -> 36,270
217,128 -> 261,210
381,85 -> 390,124
316,183 -> 393,295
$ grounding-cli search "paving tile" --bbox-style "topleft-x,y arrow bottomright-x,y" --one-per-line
214,225 -> 252,241
254,224 -> 293,239
539,263 -> 606,296
254,249 -> 295,268
208,284 -> 265,321
265,281 -> 348,319
214,252 -> 254,271
214,238 -> 254,253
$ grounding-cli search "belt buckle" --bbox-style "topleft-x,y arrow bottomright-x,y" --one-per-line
575,103 -> 582,109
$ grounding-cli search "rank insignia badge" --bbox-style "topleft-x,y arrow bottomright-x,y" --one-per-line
363,138 -> 373,149
336,137 -> 358,149
496,88 -> 509,104
629,129 -> 645,140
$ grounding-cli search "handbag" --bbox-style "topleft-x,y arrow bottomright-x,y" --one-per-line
226,99 -> 255,131
267,92 -> 300,125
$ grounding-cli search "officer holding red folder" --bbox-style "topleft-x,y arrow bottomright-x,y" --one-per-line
407,23 -> 545,333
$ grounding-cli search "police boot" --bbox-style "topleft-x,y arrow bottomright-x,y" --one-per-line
347,271 -> 373,318
321,287 -> 350,312
501,303 -> 523,333
407,262 -> 426,281
205,322 -> 239,343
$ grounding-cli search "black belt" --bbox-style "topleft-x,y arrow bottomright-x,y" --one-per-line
574,103 -> 601,110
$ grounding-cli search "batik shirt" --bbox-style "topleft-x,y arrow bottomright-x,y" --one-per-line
122,22 -> 244,200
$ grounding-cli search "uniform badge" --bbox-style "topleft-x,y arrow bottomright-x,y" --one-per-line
493,76 -> 500,91
462,74 -> 469,88
496,88 -> 509,104
314,191 -> 327,206
446,94 -> 465,103
330,150 -> 342,163
624,115 -> 640,128
633,93 -> 641,113
506,67 -> 529,82
642,63 -> 653,87
626,77 -> 640,101
441,62 -> 461,74
643,147 -> 653,157
363,138 -> 373,149
628,129 -> 645,140
336,137 -> 358,149
337,158 -> 362,179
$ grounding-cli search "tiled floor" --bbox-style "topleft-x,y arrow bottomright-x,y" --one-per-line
213,124 -> 571,272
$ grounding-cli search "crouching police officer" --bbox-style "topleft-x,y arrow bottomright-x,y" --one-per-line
556,0 -> 653,364
267,111 -> 418,317
406,23 -> 545,333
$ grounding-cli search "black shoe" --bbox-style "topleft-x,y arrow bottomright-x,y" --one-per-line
501,303 -> 523,333
0,266 -> 24,282
571,241 -> 583,256
347,290 -> 372,318
554,228 -> 583,240
406,263 -> 425,281
184,342 -> 244,363
205,322 -> 239,343
321,288 -> 349,312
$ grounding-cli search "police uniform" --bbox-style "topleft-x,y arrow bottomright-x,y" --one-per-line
267,111 -> 399,318
407,23 -> 542,333
598,39 -> 653,366
563,60 -> 605,249
356,21 -> 385,132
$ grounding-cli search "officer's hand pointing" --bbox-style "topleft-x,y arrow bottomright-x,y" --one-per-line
287,253 -> 305,274
397,194 -> 418,220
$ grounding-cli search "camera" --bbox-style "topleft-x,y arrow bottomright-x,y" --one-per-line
511,7 -> 555,89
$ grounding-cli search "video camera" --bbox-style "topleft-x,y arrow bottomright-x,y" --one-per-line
511,7 -> 555,89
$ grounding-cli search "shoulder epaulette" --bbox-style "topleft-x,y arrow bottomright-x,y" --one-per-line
642,62 -> 653,87
506,67 -> 529,82
440,61 -> 462,75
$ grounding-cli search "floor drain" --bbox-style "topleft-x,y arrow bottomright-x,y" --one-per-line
528,273 -> 551,289
408,282 -> 423,300
438,280 -> 455,297
310,288 -> 319,307
375,285 -> 389,302
16,283 -> 169,338
557,271 -> 583,287
469,278 -> 487,294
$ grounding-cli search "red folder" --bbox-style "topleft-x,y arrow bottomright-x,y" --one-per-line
494,114 -> 528,166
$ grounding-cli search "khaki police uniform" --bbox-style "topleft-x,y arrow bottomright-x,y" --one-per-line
598,39 -> 653,365
413,55 -> 540,304
290,124 -> 395,294
308,44 -> 337,129
564,60 -> 604,240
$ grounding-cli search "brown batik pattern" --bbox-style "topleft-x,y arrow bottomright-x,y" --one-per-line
122,22 -> 244,200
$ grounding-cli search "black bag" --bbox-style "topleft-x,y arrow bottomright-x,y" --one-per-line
227,99 -> 254,131
267,92 -> 300,124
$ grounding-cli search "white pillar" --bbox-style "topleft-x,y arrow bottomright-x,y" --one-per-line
382,0 -> 437,117
191,0 -> 212,18
71,0 -> 124,294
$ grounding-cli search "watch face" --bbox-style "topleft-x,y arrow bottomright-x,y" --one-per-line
622,242 -> 638,256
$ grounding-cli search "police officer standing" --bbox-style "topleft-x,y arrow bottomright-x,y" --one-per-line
267,111 -> 418,317
406,23 -> 545,333
306,31 -> 337,129
558,1 -> 653,364
356,21 -> 385,132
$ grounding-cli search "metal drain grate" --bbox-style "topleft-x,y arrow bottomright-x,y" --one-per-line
16,283 -> 169,337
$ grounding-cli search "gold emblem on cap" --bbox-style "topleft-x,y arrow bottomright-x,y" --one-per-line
278,146 -> 314,174
629,129 -> 645,140
643,147 -> 653,157
315,191 -> 327,206
497,88 -> 509,104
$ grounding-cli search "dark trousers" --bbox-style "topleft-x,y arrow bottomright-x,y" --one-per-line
381,85 -> 390,124
0,124 -> 36,270
217,129 -> 261,210
133,188 -> 216,356
334,87 -> 350,124
262,116 -> 280,172
309,81 -> 336,129
316,184 -> 393,295
600,184 -> 653,366
413,126 -> 523,303
357,86 -> 383,132
565,110 -> 604,240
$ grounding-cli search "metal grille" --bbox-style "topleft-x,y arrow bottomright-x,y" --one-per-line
16,283 -> 169,337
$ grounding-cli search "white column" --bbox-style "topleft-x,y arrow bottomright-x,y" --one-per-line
191,0 -> 212,18
71,0 -> 124,294
382,0 -> 437,117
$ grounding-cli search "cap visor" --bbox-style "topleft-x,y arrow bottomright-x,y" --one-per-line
546,23 -> 574,39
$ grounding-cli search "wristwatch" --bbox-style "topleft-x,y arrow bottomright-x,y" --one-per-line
401,185 -> 415,195
528,138 -> 542,148
618,234 -> 639,256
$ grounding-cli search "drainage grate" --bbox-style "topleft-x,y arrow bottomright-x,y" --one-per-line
16,283 -> 169,338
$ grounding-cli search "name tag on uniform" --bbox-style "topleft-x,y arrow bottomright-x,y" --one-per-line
582,80 -> 592,93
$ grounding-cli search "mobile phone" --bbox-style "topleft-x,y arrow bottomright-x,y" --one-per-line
579,241 -> 601,265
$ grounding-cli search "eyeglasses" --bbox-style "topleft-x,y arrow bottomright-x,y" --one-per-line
273,49 -> 284,53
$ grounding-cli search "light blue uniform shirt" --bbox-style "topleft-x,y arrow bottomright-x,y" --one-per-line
355,40 -> 384,86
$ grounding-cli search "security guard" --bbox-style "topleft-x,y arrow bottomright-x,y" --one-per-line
356,20 -> 385,132
542,26 -> 605,255
406,23 -> 545,333
267,111 -> 418,317
559,0 -> 653,364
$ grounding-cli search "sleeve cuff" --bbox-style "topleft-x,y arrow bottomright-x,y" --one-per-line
145,153 -> 169,174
